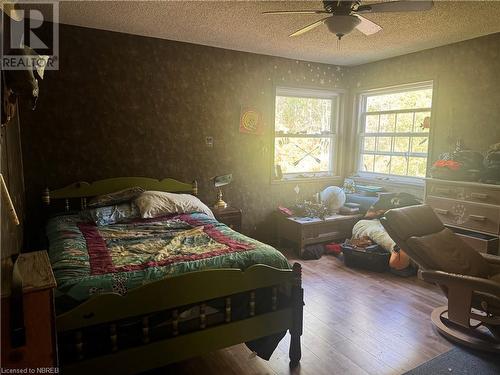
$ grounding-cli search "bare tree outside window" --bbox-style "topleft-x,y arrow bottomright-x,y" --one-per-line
274,88 -> 340,179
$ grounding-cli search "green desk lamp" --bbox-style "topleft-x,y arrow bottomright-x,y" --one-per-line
212,174 -> 232,209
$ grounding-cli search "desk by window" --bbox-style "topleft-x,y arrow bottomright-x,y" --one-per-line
277,214 -> 363,257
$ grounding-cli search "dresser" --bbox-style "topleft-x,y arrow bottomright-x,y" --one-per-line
425,178 -> 500,255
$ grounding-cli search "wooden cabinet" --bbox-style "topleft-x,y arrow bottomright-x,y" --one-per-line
277,214 -> 363,257
426,196 -> 500,234
425,179 -> 500,255
1,251 -> 57,370
213,207 -> 242,232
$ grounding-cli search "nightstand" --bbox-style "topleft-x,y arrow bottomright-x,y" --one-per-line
213,206 -> 242,231
1,251 -> 57,370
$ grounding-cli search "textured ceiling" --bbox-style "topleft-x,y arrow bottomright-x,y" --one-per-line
58,1 -> 500,66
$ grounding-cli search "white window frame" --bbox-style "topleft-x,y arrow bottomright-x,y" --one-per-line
355,81 -> 434,184
273,87 -> 342,180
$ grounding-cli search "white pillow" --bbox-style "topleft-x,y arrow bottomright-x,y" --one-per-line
135,191 -> 215,219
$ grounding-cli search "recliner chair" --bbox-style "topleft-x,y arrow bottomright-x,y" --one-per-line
380,204 -> 500,352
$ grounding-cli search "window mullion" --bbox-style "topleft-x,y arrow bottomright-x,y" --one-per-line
356,83 -> 433,179
406,136 -> 411,175
362,107 -> 432,116
362,132 -> 428,137
275,134 -> 334,138
274,88 -> 341,178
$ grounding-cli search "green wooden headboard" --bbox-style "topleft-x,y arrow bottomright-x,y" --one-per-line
43,177 -> 198,210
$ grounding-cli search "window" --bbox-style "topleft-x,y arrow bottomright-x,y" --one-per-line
274,87 -> 340,179
357,82 -> 433,179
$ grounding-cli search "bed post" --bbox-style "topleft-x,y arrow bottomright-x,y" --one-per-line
192,180 -> 198,196
42,187 -> 50,207
289,262 -> 303,368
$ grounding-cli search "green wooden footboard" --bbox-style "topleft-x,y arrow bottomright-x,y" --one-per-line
56,263 -> 304,374
63,310 -> 292,375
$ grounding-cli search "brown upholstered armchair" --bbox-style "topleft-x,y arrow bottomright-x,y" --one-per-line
380,204 -> 500,352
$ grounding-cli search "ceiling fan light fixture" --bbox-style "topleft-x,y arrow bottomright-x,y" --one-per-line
325,15 -> 361,40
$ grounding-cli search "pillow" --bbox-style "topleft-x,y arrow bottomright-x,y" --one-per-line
82,202 -> 139,226
134,191 -> 215,219
88,187 -> 144,208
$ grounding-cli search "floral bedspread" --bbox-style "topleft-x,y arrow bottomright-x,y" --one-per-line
47,212 -> 290,308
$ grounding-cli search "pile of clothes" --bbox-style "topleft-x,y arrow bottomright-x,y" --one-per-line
350,192 -> 421,276
300,192 -> 421,277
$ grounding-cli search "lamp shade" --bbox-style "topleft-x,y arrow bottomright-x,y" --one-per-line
213,174 -> 232,188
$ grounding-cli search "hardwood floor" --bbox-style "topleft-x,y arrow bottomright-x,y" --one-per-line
153,251 -> 453,375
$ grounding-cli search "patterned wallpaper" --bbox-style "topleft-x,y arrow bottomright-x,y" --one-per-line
348,33 -> 500,164
20,24 -> 349,245
19,25 -> 500,246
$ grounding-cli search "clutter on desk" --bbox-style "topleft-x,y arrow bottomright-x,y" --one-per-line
338,202 -> 361,215
319,185 -> 346,212
277,206 -> 294,217
356,185 -> 385,193
293,201 -> 330,219
342,178 -> 356,193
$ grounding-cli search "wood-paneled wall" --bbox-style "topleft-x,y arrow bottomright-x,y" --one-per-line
1,103 -> 25,258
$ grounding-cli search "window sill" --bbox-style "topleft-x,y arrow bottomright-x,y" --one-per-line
271,175 -> 343,185
350,174 -> 425,189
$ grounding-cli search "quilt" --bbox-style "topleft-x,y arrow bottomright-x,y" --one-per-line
47,212 -> 290,308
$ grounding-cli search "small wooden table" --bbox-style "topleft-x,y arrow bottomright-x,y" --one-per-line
212,206 -> 242,232
277,214 -> 363,257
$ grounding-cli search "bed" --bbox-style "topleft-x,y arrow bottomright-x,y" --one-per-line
43,177 -> 303,374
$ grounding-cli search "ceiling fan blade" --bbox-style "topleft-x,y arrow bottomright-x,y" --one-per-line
262,10 -> 330,15
289,17 -> 329,37
357,1 -> 433,14
355,15 -> 382,35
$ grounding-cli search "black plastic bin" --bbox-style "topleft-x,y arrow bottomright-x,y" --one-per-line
341,243 -> 390,272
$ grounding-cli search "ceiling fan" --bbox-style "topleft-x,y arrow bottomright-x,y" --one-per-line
263,1 -> 434,40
